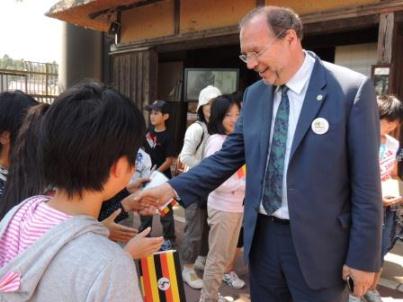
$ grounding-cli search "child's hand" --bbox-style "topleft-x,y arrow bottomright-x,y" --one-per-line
102,209 -> 138,243
124,227 -> 164,259
383,196 -> 403,207
127,177 -> 150,193
121,192 -> 159,215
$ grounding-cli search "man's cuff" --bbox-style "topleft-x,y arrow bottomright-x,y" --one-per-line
172,189 -> 183,206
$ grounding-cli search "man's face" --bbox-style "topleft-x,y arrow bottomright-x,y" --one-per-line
240,16 -> 291,86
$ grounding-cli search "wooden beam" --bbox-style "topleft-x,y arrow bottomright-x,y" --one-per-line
377,12 -> 395,64
112,25 -> 239,54
256,0 -> 265,7
302,0 -> 403,24
304,14 -> 378,36
89,0 -> 164,20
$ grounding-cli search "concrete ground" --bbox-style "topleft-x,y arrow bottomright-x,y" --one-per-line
129,206 -> 403,302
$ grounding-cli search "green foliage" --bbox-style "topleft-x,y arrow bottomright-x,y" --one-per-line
0,54 -> 25,70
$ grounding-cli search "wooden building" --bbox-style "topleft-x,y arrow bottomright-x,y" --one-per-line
47,0 -> 403,152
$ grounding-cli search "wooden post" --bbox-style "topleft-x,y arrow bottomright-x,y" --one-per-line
377,12 -> 395,64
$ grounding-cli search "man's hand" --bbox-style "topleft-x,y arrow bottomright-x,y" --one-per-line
343,265 -> 375,298
124,227 -> 164,259
102,209 -> 138,243
126,183 -> 176,213
120,192 -> 157,215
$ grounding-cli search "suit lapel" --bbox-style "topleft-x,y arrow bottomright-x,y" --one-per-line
259,84 -> 275,167
289,57 -> 328,160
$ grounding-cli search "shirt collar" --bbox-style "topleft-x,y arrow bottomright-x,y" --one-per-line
283,50 -> 315,95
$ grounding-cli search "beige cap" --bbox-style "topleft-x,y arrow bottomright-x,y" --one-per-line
197,85 -> 222,111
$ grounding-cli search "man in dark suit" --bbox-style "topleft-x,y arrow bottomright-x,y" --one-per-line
132,6 -> 382,302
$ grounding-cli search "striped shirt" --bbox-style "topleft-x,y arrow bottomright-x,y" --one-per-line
0,195 -> 71,267
0,165 -> 8,199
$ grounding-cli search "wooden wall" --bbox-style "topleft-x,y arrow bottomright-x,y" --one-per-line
265,0 -> 379,15
180,0 -> 255,32
110,49 -> 158,112
121,1 -> 175,43
120,0 -> 382,44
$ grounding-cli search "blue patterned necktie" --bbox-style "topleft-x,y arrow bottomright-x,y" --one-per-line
262,85 -> 290,215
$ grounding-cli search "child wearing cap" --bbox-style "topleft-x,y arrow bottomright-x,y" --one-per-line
141,100 -> 177,251
179,85 -> 221,289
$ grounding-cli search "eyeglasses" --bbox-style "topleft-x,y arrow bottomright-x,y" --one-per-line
239,30 -> 286,64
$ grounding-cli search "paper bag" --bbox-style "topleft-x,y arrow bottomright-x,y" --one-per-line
381,179 -> 403,199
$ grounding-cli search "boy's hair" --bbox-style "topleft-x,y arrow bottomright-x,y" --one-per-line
0,104 -> 50,219
38,81 -> 146,198
0,90 -> 37,152
377,95 -> 403,122
208,95 -> 240,135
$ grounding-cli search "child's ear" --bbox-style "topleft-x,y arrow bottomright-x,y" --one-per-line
163,113 -> 169,121
110,157 -> 125,178
0,131 -> 10,145
110,156 -> 134,178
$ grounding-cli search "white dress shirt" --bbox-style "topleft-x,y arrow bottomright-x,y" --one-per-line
259,51 -> 315,219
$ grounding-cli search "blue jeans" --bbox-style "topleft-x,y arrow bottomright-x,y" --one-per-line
381,206 -> 402,261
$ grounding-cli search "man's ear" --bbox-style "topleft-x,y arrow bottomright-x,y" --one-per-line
0,131 -> 10,145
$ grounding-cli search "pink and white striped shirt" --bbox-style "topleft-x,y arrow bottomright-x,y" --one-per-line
0,195 -> 71,267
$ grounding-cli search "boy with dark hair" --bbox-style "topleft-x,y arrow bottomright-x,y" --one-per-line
141,100 -> 176,250
0,91 -> 37,198
0,82 -> 160,301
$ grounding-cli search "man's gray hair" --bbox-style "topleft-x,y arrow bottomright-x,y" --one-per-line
239,6 -> 303,40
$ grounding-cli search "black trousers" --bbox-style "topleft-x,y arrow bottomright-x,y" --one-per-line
140,204 -> 176,241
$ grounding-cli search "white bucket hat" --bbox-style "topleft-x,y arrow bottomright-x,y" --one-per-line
197,85 -> 222,111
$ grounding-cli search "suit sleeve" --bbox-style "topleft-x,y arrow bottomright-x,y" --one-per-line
169,90 -> 248,206
345,77 -> 382,272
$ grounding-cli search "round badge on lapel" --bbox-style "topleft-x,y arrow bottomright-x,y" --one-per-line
311,118 -> 329,135
316,94 -> 323,101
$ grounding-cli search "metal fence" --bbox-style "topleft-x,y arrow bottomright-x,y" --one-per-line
0,61 -> 59,103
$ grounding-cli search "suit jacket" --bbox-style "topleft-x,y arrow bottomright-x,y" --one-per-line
170,53 -> 382,289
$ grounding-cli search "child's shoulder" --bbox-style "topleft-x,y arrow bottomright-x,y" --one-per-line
385,134 -> 400,150
208,134 -> 226,143
58,230 -> 134,274
73,231 -> 128,258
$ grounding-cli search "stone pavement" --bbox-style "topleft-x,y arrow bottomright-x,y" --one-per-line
129,207 -> 403,301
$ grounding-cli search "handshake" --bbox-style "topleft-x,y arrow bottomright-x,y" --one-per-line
122,172 -> 178,216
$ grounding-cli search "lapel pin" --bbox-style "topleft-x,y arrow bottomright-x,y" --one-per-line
311,117 -> 329,135
316,94 -> 323,101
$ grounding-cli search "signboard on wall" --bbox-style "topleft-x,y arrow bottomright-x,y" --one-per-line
184,68 -> 239,101
372,64 -> 391,96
